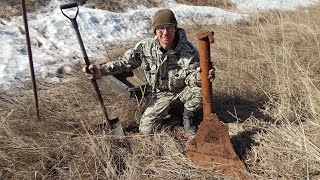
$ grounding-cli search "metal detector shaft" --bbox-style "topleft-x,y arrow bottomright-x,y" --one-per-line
60,3 -> 111,127
21,0 -> 40,118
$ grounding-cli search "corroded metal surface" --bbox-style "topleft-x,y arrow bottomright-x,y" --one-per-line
186,29 -> 249,179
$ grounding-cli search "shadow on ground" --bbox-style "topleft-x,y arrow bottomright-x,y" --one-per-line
124,94 -> 271,129
212,95 -> 271,123
231,128 -> 262,161
123,94 -> 271,166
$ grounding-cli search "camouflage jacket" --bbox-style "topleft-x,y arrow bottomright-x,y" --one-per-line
100,28 -> 201,93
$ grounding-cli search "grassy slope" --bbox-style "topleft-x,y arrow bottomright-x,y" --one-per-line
0,0 -> 320,179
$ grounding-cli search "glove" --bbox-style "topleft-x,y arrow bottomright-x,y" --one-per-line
208,68 -> 215,80
197,67 -> 215,82
82,64 -> 102,80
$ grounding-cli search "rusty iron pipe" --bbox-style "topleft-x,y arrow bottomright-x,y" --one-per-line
196,30 -> 214,119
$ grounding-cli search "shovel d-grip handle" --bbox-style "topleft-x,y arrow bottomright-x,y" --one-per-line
60,2 -> 78,9
60,2 -> 79,21
60,2 -> 112,127
196,30 -> 215,119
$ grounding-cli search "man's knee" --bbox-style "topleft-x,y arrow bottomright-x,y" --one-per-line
139,113 -> 155,135
139,124 -> 153,135
184,99 -> 202,112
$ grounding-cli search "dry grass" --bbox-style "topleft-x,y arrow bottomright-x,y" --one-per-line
176,0 -> 235,10
1,1 -> 320,180
88,0 -> 161,12
0,74 -> 219,179
200,6 -> 320,179
0,0 -> 45,19
85,0 -> 236,12
0,0 -> 235,19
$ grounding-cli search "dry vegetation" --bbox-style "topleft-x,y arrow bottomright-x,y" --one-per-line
176,0 -> 235,10
87,0 -> 162,12
0,0 -> 164,19
206,7 -> 320,179
1,0 -> 320,179
0,0 -> 234,20
0,0 -> 44,19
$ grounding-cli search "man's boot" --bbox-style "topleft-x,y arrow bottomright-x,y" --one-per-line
183,108 -> 197,136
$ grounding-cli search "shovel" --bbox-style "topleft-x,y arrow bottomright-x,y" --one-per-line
60,2 -> 124,136
186,30 -> 249,179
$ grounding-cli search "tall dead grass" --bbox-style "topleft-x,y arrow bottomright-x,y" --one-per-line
0,75 -> 219,179
203,6 -> 320,179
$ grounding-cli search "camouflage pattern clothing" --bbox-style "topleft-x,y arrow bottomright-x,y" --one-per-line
100,28 -> 202,134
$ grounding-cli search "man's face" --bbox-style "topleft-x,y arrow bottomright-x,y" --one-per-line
155,25 -> 177,50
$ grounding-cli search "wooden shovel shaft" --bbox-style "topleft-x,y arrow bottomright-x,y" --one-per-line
196,30 -> 214,118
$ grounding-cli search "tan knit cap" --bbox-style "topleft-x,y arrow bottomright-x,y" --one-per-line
152,9 -> 177,33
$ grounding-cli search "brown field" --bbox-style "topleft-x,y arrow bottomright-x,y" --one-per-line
0,0 -> 319,179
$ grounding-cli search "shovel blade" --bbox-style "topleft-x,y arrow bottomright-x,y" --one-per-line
107,124 -> 125,136
186,113 -> 249,179
75,120 -> 125,136
97,119 -> 125,136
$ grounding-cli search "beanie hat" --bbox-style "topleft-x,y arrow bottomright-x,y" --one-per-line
152,9 -> 177,33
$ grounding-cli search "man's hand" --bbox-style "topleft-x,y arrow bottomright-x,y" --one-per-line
82,64 -> 102,80
197,67 -> 215,81
208,68 -> 215,80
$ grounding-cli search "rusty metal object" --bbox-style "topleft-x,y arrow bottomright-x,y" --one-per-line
21,0 -> 40,118
186,30 -> 249,179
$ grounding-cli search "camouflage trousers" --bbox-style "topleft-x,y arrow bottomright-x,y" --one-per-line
139,86 -> 202,135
